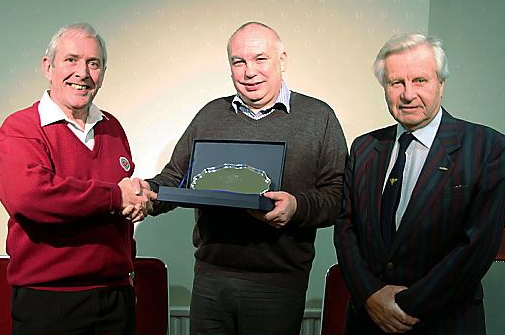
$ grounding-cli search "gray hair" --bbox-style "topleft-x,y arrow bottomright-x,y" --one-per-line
373,33 -> 448,86
45,23 -> 107,68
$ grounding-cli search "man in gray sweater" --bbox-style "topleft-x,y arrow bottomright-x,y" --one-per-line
144,21 -> 348,335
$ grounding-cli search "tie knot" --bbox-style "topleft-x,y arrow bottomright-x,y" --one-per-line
398,132 -> 414,151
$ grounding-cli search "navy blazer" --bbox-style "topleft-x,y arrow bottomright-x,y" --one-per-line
335,109 -> 505,334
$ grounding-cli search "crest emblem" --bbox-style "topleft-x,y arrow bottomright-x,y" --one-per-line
119,156 -> 131,172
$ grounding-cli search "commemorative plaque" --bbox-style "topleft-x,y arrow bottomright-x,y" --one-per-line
191,164 -> 271,194
157,140 -> 286,211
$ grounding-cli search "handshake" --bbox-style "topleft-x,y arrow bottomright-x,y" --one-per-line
118,177 -> 157,223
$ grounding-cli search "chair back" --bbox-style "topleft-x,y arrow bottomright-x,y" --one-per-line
0,256 -> 11,335
134,257 -> 169,335
320,263 -> 350,335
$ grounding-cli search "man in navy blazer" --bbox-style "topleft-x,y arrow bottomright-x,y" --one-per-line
335,33 -> 505,334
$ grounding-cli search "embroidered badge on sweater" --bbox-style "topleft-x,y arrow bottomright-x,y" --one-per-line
119,156 -> 131,172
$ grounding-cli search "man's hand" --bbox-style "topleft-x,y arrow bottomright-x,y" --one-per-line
248,191 -> 297,228
131,177 -> 157,212
365,285 -> 420,333
118,178 -> 157,222
121,204 -> 144,223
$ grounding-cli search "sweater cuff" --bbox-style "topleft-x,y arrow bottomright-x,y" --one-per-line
290,193 -> 307,225
146,180 -> 160,193
110,184 -> 123,213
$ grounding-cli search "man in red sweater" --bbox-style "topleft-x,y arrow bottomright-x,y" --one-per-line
0,23 -> 151,335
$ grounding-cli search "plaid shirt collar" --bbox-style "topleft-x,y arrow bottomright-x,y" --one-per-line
232,81 -> 290,119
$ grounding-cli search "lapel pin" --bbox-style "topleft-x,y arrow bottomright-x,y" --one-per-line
389,178 -> 398,186
438,166 -> 449,171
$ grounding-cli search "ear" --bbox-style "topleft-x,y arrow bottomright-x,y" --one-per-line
41,56 -> 52,81
280,51 -> 287,72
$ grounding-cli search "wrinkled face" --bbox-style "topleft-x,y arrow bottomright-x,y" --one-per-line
384,44 -> 444,131
228,25 -> 286,111
42,31 -> 105,116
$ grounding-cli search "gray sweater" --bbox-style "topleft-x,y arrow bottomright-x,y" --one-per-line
149,91 -> 348,290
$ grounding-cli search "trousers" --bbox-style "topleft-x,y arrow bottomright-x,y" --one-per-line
11,285 -> 135,335
190,273 -> 306,335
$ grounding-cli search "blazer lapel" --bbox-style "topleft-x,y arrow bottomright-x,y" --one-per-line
391,110 -> 461,252
369,127 -> 396,253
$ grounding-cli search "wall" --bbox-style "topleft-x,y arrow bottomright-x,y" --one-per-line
429,0 -> 505,133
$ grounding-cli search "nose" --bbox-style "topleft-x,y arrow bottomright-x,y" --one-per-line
74,60 -> 90,78
244,62 -> 257,78
401,82 -> 415,101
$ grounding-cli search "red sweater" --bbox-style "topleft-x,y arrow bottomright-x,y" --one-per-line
0,101 -> 136,288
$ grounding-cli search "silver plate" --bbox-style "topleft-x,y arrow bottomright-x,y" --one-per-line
190,163 -> 271,194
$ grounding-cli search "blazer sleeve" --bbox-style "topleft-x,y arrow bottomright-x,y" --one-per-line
334,137 -> 386,309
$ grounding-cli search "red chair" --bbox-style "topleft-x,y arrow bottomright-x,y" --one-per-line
320,264 -> 350,335
134,257 -> 169,335
0,256 -> 168,335
0,256 -> 11,335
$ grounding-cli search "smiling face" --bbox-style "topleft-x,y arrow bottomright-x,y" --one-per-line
384,43 -> 444,131
228,24 -> 286,111
42,30 -> 105,118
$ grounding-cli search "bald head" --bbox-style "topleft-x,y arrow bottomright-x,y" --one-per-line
227,22 -> 284,60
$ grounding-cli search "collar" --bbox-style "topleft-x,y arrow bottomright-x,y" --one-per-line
38,90 -> 105,127
232,80 -> 291,114
395,107 -> 442,149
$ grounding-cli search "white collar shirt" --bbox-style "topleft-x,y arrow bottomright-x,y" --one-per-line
232,81 -> 290,120
38,90 -> 105,150
384,108 -> 443,229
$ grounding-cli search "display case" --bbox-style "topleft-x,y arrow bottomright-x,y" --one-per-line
157,140 -> 286,211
